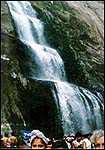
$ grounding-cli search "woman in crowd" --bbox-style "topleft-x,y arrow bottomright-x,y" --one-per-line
29,130 -> 49,149
90,129 -> 104,149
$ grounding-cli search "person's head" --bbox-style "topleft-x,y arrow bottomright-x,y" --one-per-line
75,132 -> 82,142
17,135 -> 27,149
90,129 -> 104,149
46,140 -> 53,149
51,140 -> 68,149
1,137 -> 9,148
10,136 -> 17,143
2,137 -> 9,144
29,130 -> 48,149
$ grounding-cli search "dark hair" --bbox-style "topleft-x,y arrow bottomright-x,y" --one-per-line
48,140 -> 53,145
17,135 -> 26,148
31,137 -> 47,148
75,132 -> 82,138
51,140 -> 68,149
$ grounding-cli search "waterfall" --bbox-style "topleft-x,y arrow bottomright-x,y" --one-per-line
52,81 -> 104,135
7,1 -> 104,135
7,1 -> 66,81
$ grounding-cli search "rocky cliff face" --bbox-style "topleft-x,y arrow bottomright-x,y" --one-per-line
30,1 -> 104,93
1,1 -> 26,134
1,1 -> 104,136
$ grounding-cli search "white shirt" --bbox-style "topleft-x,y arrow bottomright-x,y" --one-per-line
73,139 -> 83,147
83,138 -> 91,149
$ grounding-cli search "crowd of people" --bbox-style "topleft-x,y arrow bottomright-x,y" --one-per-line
1,129 -> 104,149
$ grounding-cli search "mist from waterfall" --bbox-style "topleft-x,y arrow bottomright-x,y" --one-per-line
7,1 -> 104,135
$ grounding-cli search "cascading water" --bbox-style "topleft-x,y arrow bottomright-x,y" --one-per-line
7,1 -> 104,135
52,81 -> 104,135
7,1 -> 66,81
